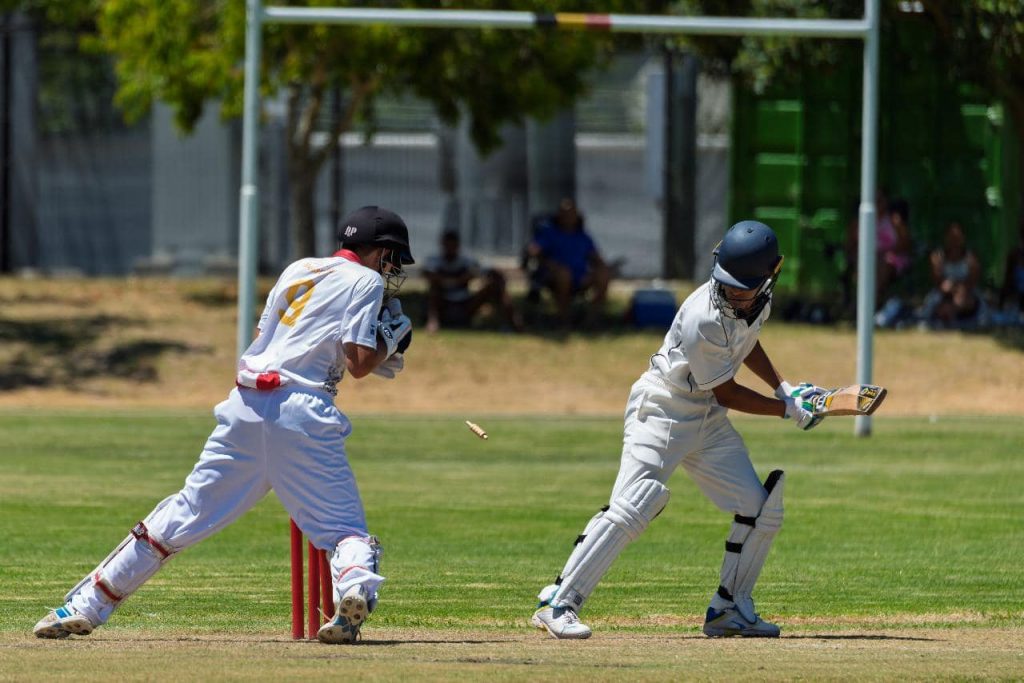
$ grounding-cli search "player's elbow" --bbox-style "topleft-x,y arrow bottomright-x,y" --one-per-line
345,358 -> 376,379
343,343 -> 380,379
711,380 -> 740,408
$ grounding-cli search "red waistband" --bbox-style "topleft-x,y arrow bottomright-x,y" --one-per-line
236,371 -> 281,391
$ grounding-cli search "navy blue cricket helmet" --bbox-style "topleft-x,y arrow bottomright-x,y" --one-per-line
710,220 -> 784,319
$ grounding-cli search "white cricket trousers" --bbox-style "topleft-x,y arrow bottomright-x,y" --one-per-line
613,373 -> 768,519
68,386 -> 385,626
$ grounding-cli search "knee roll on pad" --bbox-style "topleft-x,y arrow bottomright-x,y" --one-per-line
65,501 -> 181,605
548,479 -> 670,610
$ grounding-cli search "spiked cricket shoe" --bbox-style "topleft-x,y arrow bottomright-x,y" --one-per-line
703,606 -> 780,638
34,605 -> 96,639
317,584 -> 369,644
531,604 -> 592,639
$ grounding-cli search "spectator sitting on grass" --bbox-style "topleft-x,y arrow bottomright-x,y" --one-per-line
424,230 -> 522,333
526,197 -> 611,329
918,221 -> 983,329
997,217 -> 1024,325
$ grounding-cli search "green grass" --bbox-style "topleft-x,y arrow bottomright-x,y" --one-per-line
1,413 -> 1022,638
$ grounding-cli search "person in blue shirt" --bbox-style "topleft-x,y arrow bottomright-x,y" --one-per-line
527,197 -> 611,328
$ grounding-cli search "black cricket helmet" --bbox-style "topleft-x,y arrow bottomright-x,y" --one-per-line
337,205 -> 414,299
710,220 -> 784,320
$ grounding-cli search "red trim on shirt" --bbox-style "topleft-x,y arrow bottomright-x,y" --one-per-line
333,249 -> 361,263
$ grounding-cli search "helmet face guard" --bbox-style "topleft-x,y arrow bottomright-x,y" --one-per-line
710,254 -> 783,321
379,247 -> 407,301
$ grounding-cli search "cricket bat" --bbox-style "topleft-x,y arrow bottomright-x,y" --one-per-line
810,384 -> 888,416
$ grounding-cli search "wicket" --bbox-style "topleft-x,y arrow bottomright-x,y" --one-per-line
289,518 -> 335,639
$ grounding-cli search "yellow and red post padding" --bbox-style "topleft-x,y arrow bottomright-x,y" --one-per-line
550,13 -> 612,30
290,519 -> 335,640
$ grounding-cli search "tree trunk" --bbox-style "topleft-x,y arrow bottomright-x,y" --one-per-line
281,74 -> 379,259
288,158 -> 318,258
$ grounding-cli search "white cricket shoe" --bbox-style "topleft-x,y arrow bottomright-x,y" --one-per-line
531,604 -> 592,639
702,606 -> 780,638
317,584 -> 369,644
34,605 -> 96,639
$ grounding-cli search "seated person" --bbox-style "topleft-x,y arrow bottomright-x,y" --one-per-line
881,198 -> 914,297
423,230 -> 521,333
526,197 -> 611,327
918,221 -> 982,327
845,190 -> 913,306
998,217 -> 1024,321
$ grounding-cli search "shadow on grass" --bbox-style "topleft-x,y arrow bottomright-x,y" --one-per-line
992,327 -> 1024,352
0,315 -> 207,390
785,634 -> 939,641
0,314 -> 125,350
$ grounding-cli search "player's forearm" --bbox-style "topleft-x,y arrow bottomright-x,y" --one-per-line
713,381 -> 786,417
344,342 -> 386,379
743,341 -> 783,391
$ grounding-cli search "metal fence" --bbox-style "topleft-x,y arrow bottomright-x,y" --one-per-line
3,23 -> 731,280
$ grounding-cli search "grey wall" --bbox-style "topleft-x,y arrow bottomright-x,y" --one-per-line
149,102 -> 240,274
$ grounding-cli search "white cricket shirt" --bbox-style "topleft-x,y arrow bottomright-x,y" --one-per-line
237,251 -> 383,396
646,280 -> 770,394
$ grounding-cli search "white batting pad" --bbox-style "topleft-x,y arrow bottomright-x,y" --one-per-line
330,536 -> 385,609
65,496 -> 179,626
66,526 -> 177,626
548,478 -> 669,610
717,471 -> 785,623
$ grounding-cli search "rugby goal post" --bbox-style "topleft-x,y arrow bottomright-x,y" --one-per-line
237,1 -> 882,436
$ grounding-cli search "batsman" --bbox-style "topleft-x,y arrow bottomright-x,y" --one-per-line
532,220 -> 826,639
34,206 -> 415,644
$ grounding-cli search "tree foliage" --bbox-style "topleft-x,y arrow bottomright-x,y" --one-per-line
5,0 -> 668,256
671,0 -> 1024,218
670,1 -> 1023,93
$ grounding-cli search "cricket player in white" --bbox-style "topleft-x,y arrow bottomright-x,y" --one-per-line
34,206 -> 415,644
532,220 -> 825,639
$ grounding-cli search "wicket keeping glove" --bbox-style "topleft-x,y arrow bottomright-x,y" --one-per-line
371,353 -> 405,379
380,298 -> 412,355
382,297 -> 404,319
379,310 -> 412,359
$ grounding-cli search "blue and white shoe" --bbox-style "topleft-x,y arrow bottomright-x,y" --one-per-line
703,606 -> 780,638
317,585 -> 369,644
33,605 -> 96,639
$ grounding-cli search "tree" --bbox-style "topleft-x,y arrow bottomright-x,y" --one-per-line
671,0 -> 1024,218
6,0 -> 668,258
920,2 -> 1024,220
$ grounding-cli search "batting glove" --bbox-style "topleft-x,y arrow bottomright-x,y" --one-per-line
783,395 -> 824,431
371,353 -> 404,380
775,381 -> 826,401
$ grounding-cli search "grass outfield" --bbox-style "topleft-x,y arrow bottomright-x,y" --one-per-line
1,414 -> 1022,680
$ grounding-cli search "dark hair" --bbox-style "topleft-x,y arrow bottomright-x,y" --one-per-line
890,198 -> 909,223
441,229 -> 460,242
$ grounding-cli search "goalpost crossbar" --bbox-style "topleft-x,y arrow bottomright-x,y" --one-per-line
238,1 -> 881,436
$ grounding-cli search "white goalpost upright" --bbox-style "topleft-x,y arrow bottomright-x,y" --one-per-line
237,1 -> 882,436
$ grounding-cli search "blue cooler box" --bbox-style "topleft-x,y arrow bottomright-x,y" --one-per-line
631,288 -> 677,328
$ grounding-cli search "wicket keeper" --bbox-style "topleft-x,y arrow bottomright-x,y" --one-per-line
34,206 -> 415,644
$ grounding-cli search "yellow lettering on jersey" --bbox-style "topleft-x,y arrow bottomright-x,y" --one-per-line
277,279 -> 315,326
